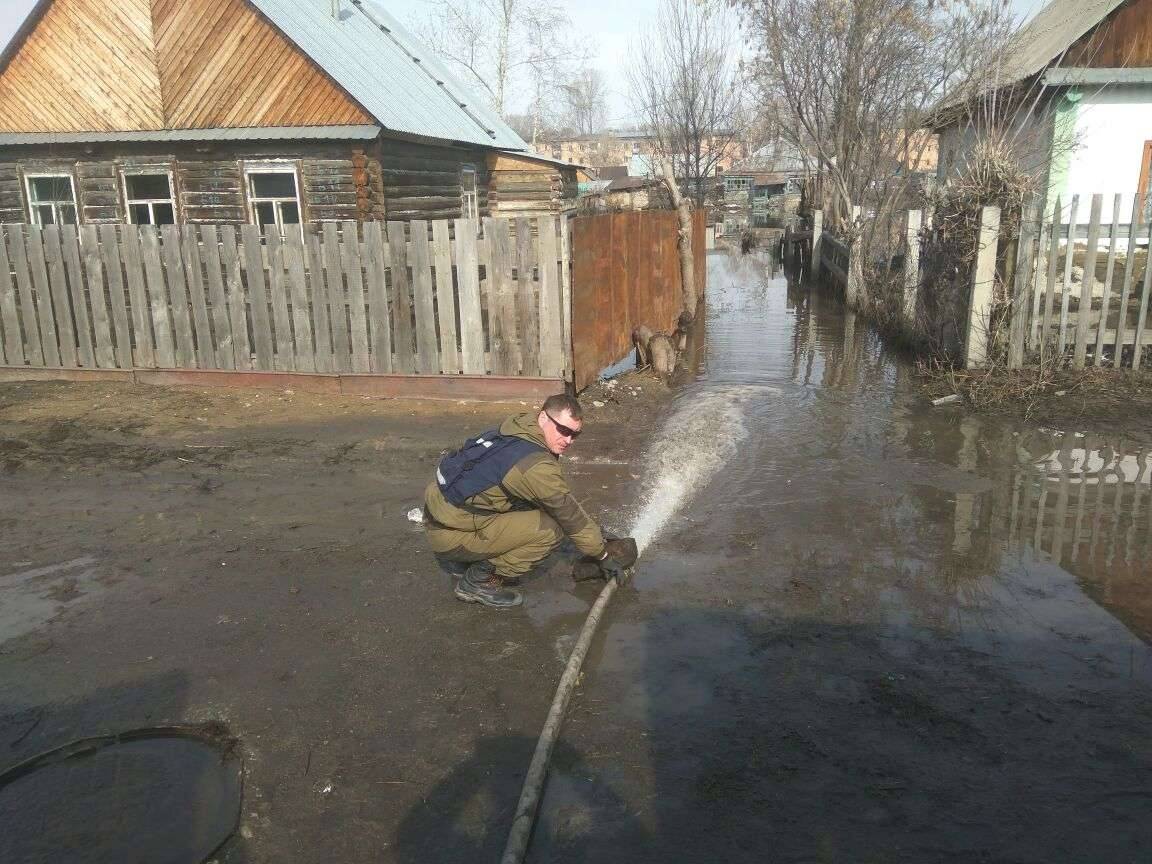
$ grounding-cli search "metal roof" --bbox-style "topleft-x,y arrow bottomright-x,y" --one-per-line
0,126 -> 383,145
249,0 -> 528,150
996,0 -> 1129,86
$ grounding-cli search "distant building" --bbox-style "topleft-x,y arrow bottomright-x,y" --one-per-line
719,141 -> 809,234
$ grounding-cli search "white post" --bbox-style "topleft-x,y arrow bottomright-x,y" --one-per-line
846,204 -> 863,307
965,205 -> 1002,368
810,210 -> 823,280
903,209 -> 922,329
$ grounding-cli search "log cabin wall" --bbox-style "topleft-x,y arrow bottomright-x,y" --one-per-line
486,153 -> 578,216
0,140 -> 387,225
376,139 -> 490,221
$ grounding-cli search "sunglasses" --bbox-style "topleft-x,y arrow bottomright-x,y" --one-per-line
545,412 -> 581,439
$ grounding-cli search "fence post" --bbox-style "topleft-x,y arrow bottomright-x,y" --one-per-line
810,210 -> 823,280
903,209 -> 922,329
1008,194 -> 1038,369
965,205 -> 1002,368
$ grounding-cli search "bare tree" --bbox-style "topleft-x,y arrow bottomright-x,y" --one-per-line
420,0 -> 588,132
627,0 -> 746,208
562,69 -> 608,137
735,0 -> 1014,234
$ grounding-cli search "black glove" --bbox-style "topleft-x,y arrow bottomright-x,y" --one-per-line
599,555 -> 630,586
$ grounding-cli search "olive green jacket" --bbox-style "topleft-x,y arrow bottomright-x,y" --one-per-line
424,412 -> 607,558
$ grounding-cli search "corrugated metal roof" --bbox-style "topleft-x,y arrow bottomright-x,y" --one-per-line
249,0 -> 527,150
997,0 -> 1129,86
0,126 -> 382,145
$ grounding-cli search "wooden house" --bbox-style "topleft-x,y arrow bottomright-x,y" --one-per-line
932,0 -> 1152,221
486,151 -> 581,217
0,0 -> 535,231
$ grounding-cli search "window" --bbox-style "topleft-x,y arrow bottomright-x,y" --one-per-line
123,171 -> 175,225
25,174 -> 77,225
461,167 -> 478,219
726,176 -> 751,192
245,165 -> 302,235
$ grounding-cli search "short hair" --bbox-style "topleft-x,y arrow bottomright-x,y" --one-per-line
541,393 -> 583,420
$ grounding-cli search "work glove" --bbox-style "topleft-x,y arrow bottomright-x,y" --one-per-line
599,555 -> 630,586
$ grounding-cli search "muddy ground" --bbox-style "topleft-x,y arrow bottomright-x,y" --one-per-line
0,376 -> 667,862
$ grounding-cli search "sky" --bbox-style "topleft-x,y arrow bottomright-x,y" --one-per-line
0,0 -> 1050,125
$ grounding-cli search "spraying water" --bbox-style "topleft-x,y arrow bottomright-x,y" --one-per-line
627,385 -> 775,554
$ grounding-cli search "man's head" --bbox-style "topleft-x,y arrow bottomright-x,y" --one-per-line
538,394 -> 583,456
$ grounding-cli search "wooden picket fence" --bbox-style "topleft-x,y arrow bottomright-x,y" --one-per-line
0,217 -> 572,381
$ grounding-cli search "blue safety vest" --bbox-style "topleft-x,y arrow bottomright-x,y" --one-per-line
436,430 -> 547,509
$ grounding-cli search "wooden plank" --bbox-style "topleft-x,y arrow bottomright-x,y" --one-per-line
362,221 -> 391,373
80,225 -> 116,369
120,225 -> 156,368
387,221 -> 416,373
239,225 -> 274,371
1073,194 -> 1103,368
1028,216 -> 1051,350
1039,197 -> 1062,363
9,227 -> 45,366
265,231 -> 295,371
1058,194 -> 1079,356
161,224 -> 197,368
0,231 -> 25,365
140,226 -> 176,368
26,226 -> 62,367
219,226 -> 251,369
199,225 -> 235,370
41,227 -> 77,367
965,206 -> 1001,368
559,215 -> 573,377
340,221 -> 371,373
181,225 -> 216,369
408,220 -> 439,374
1094,194 -> 1123,366
485,217 -> 518,375
1112,195 -> 1145,367
61,227 -> 94,369
306,229 -> 333,373
1007,197 -> 1037,368
284,230 -> 314,372
515,217 -> 539,376
536,216 -> 563,378
322,222 -> 351,372
454,219 -> 485,374
1132,233 -> 1152,368
431,220 -> 459,373
97,226 -> 132,369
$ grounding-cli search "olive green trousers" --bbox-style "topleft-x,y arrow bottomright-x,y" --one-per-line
425,509 -> 564,578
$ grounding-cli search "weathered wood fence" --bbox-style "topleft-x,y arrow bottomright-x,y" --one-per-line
814,191 -> 1152,370
0,217 -> 571,385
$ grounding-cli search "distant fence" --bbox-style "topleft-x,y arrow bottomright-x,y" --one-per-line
815,191 -> 1152,370
0,217 -> 570,387
570,209 -> 706,390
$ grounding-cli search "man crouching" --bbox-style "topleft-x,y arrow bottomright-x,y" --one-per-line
424,394 -> 633,609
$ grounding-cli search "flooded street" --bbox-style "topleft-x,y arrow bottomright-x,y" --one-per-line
531,252 -> 1152,862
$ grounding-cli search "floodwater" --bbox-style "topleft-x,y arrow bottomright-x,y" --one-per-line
529,251 -> 1152,862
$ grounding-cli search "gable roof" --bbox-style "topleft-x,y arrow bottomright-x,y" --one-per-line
253,0 -> 526,149
0,0 -> 527,150
994,0 -> 1130,87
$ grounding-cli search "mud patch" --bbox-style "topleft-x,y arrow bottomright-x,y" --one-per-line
0,724 -> 242,864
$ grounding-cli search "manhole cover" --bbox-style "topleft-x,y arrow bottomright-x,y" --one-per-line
0,724 -> 243,864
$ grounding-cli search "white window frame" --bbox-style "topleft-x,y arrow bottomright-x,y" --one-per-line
121,167 -> 177,225
460,166 -> 478,219
25,172 -> 78,226
243,161 -> 303,237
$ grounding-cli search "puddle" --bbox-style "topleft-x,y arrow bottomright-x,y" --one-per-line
529,251 -> 1152,862
0,726 -> 242,864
